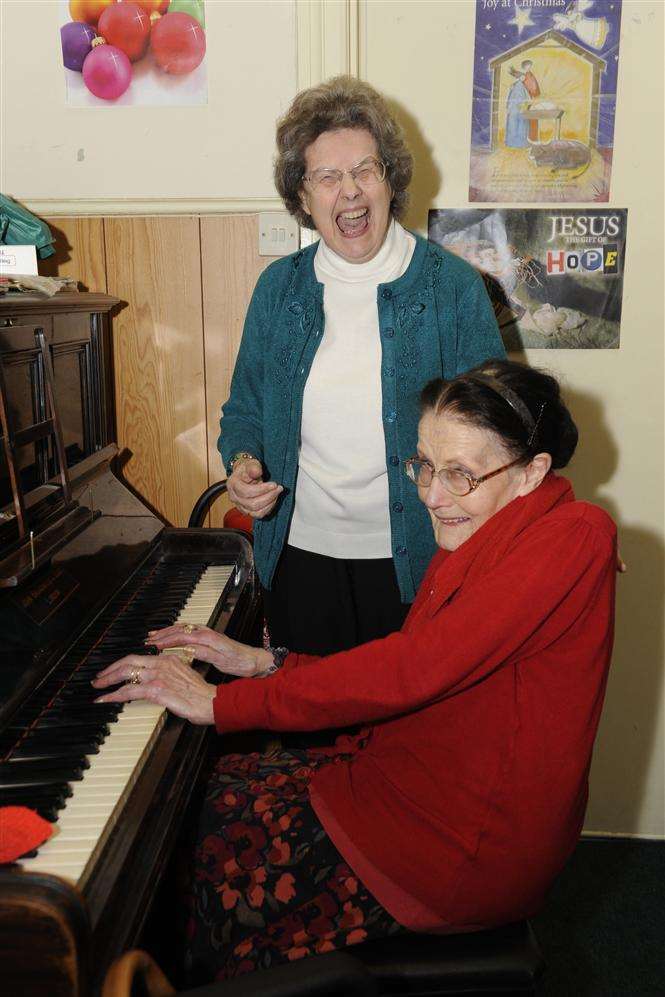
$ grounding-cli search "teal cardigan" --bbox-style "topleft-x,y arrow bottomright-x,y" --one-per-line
218,233 -> 505,602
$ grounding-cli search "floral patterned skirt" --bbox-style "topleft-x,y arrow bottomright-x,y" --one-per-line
184,744 -> 403,983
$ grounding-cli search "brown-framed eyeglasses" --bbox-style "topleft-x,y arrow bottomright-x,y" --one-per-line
404,456 -> 524,497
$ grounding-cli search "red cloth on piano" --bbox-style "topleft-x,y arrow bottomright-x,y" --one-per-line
223,507 -> 253,533
0,806 -> 53,863
213,474 -> 616,932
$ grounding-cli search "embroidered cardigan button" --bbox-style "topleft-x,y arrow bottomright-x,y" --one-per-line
389,455 -> 399,466
381,288 -> 392,299
385,411 -> 397,423
383,327 -> 395,338
393,502 -> 403,513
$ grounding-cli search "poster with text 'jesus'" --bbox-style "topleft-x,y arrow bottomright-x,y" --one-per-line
469,0 -> 622,203
428,208 -> 627,349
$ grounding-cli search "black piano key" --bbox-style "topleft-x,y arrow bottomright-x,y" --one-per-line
8,714 -> 116,731
0,757 -> 89,779
26,804 -> 61,823
20,733 -> 106,754
2,791 -> 70,821
18,724 -> 108,742
9,740 -> 100,761
0,769 -> 79,790
15,728 -> 104,755
7,746 -> 95,764
2,784 -> 71,804
0,719 -> 115,750
15,705 -> 121,722
48,689 -> 104,705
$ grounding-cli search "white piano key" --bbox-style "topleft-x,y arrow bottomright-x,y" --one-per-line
56,801 -> 112,817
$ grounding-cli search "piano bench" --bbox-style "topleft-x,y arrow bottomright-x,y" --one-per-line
102,923 -> 543,997
349,919 -> 545,995
103,948 -> 378,997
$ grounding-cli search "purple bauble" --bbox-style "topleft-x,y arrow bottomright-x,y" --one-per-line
82,44 -> 132,101
61,20 -> 97,72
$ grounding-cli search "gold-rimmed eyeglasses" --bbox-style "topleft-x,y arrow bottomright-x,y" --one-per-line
404,456 -> 524,497
302,157 -> 387,192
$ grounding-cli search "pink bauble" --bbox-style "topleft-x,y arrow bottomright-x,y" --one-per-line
82,44 -> 132,99
150,12 -> 205,75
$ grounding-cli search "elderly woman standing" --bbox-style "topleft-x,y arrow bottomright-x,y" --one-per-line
221,76 -> 505,656
96,360 -> 616,984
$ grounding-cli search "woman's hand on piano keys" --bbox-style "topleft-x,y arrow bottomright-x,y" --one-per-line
92,653 -> 217,725
143,624 -> 273,678
91,625 -> 275,724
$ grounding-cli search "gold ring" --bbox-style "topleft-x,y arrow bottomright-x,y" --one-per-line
183,623 -> 197,634
129,667 -> 142,685
169,647 -> 195,665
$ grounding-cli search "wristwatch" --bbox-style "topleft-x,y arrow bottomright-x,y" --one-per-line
228,451 -> 257,475
259,646 -> 290,677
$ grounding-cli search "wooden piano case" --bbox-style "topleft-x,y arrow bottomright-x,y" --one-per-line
0,292 -> 262,994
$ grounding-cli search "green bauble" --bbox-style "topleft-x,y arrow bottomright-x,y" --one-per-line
167,0 -> 205,28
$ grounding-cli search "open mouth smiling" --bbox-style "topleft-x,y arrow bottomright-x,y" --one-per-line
336,207 -> 369,235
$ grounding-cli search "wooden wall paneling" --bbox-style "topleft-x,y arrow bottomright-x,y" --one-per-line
104,216 -> 207,526
42,216 -> 107,293
201,215 -> 276,527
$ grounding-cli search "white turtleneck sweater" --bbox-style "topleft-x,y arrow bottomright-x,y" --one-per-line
288,219 -> 416,559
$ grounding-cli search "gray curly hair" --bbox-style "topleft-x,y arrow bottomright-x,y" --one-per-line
274,76 -> 413,230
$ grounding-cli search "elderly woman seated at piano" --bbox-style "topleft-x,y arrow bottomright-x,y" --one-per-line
93,359 -> 617,984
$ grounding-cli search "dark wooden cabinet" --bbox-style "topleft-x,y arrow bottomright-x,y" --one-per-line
0,292 -> 119,509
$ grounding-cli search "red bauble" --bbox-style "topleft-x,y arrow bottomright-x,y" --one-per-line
98,2 -> 150,61
150,11 -> 205,75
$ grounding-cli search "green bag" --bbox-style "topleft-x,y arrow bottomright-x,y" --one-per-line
0,194 -> 55,259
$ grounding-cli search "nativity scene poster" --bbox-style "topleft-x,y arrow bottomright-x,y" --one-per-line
428,207 -> 627,350
469,0 -> 622,203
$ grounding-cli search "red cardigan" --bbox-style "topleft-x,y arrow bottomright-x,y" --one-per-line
213,474 -> 616,932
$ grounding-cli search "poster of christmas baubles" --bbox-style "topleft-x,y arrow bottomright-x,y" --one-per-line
60,0 -> 207,105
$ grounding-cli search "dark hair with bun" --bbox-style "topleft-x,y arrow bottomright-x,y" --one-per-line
420,359 -> 578,469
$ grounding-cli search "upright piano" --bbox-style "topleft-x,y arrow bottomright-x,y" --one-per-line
0,293 -> 260,995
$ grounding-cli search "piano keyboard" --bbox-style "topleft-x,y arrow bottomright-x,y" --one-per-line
16,563 -> 233,887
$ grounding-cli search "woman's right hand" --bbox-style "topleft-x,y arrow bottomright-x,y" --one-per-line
227,456 -> 283,519
145,624 -> 274,678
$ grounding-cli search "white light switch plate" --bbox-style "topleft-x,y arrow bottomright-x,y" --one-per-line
258,212 -> 299,256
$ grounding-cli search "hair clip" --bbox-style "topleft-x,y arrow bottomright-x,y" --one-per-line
527,402 -> 546,448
